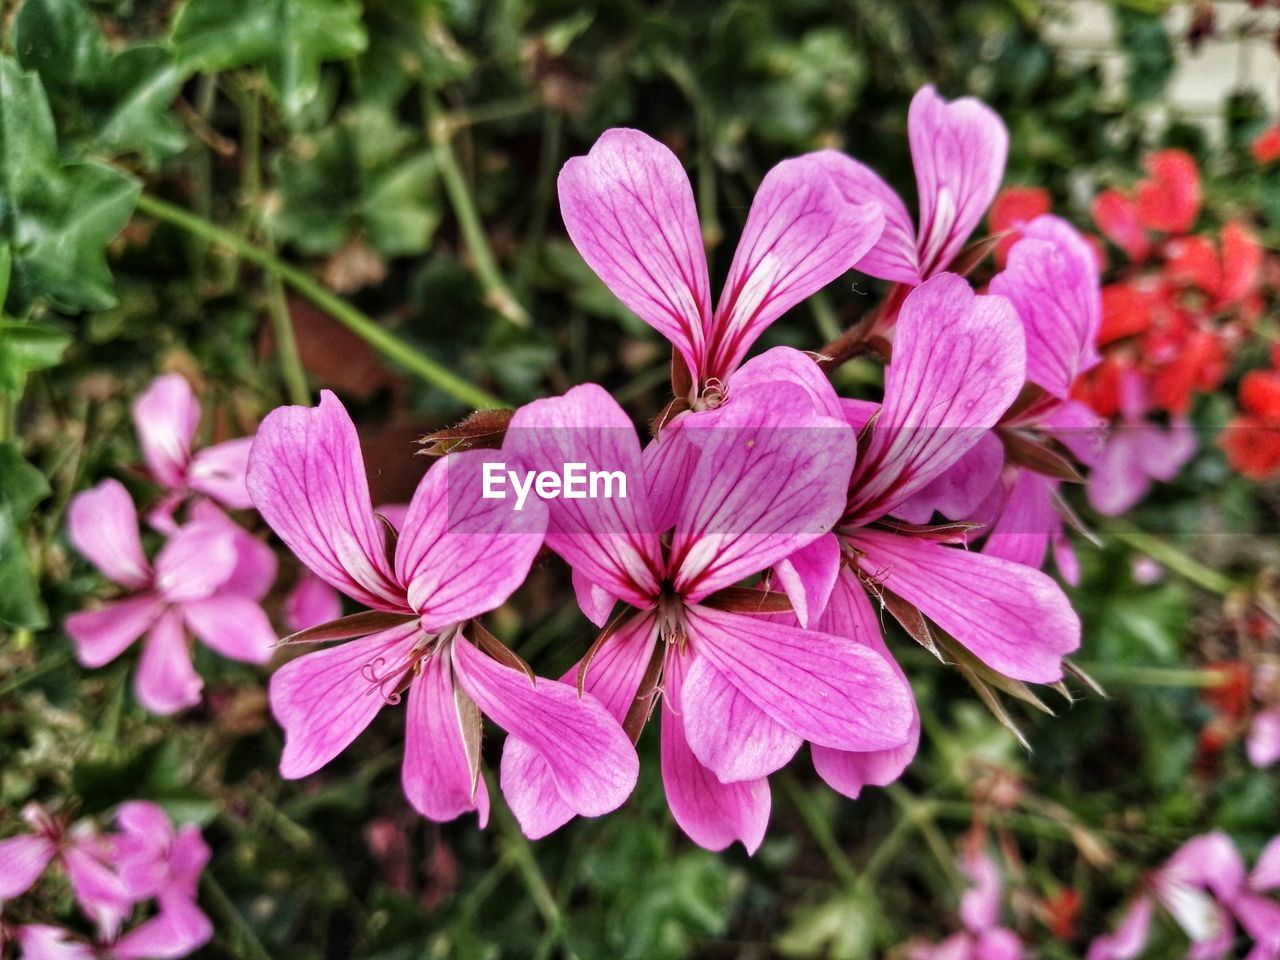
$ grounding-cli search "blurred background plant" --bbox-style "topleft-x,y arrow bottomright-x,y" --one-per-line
1,0 -> 1279,957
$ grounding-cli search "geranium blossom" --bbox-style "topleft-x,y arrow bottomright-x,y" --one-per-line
911,845 -> 1024,960
247,391 -> 638,832
558,127 -> 884,400
498,379 -> 914,851
814,274 -> 1081,797
64,480 -> 276,714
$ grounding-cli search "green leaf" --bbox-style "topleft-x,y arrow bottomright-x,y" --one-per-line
171,0 -> 367,122
0,321 -> 72,392
271,107 -> 440,256
13,0 -> 189,165
0,57 -> 141,314
0,442 -> 51,629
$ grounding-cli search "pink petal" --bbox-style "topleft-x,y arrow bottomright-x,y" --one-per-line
1249,834 -> 1280,891
269,622 -> 419,778
730,346 -> 845,421
894,431 -> 1004,525
772,533 -> 841,628
401,653 -> 490,826
284,572 -> 344,633
13,926 -> 95,960
706,152 -> 885,380
153,521 -> 239,604
1165,831 -> 1247,902
1086,896 -> 1154,960
65,595 -> 164,669
572,567 -> 618,628
558,128 -> 711,381
500,615 -> 657,839
1045,399 -> 1107,469
659,651 -> 770,853
909,85 -> 1009,278
680,652 -> 802,782
134,608 -> 203,715
974,929 -> 1023,960
959,848 -> 1003,932
983,470 -> 1057,571
164,827 -> 209,898
642,414 -> 702,535
824,159 -> 921,285
394,451 -> 547,632
188,502 -> 277,602
187,437 -> 253,509
685,604 -> 914,752
850,530 -> 1079,683
67,479 -> 151,589
846,274 -> 1024,524
246,391 -> 403,611
1233,892 -> 1280,947
453,635 -> 638,819
810,571 -> 919,798
132,373 -> 199,488
1137,416 -> 1196,482
182,595 -> 274,664
0,834 -> 55,899
989,215 -> 1101,398
63,840 -> 132,940
1086,430 -> 1154,517
112,802 -> 172,899
670,383 -> 855,602
112,897 -> 213,960
505,383 -> 663,607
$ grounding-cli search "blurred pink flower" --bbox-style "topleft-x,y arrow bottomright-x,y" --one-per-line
1247,664 -> 1280,769
836,85 -> 1009,286
498,377 -> 913,851
558,127 -> 883,397
283,571 -> 343,634
64,481 -> 276,714
0,805 -> 131,938
248,391 -> 637,831
912,847 -> 1024,960
132,373 -> 254,530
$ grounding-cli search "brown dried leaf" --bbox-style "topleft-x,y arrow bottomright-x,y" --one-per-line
999,429 -> 1085,483
650,395 -> 690,441
469,621 -> 535,685
622,640 -> 667,744
576,608 -> 639,697
1052,488 -> 1102,548
948,232 -> 1002,277
700,587 -> 793,615
278,610 -> 417,647
872,517 -> 985,544
958,664 -> 1032,751
934,631 -> 1055,716
418,409 -> 514,457
1064,660 -> 1108,698
876,585 -> 942,661
453,679 -> 485,801
376,513 -> 399,569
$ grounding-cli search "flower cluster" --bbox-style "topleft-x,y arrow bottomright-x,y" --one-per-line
245,86 -> 1096,851
0,802 -> 212,960
909,838 -> 1024,960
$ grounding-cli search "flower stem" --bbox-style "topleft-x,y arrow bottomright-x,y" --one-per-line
1071,662 -> 1228,687
1103,529 -> 1239,597
779,773 -> 860,889
200,873 -> 274,960
425,94 -> 530,330
134,193 -> 503,410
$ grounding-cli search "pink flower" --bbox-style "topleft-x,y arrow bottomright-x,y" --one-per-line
812,274 -> 1081,798
0,805 -> 131,938
834,85 -> 1009,286
132,373 -> 254,530
246,391 -> 638,831
14,915 -> 208,960
283,571 -> 343,634
912,847 -> 1024,960
1247,664 -> 1280,769
64,481 -> 277,714
498,376 -> 914,851
558,128 -> 884,399
1089,832 -> 1280,960
1087,369 -> 1196,516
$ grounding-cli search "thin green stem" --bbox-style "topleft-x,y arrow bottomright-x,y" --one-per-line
488,774 -> 578,959
0,648 -> 67,697
200,874 -> 274,960
264,257 -> 309,405
1072,662 -> 1228,688
887,786 -> 961,893
425,93 -> 530,330
135,194 -> 502,409
810,290 -> 842,343
779,773 -> 859,889
1104,529 -> 1239,597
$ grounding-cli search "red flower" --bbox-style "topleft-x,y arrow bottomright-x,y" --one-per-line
1092,188 -> 1150,262
989,185 -> 1052,266
1252,125 -> 1280,165
1134,149 -> 1201,234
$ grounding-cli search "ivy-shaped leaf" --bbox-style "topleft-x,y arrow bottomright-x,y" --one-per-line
170,0 -> 367,123
13,0 -> 189,165
0,442 -> 52,629
0,57 -> 141,314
